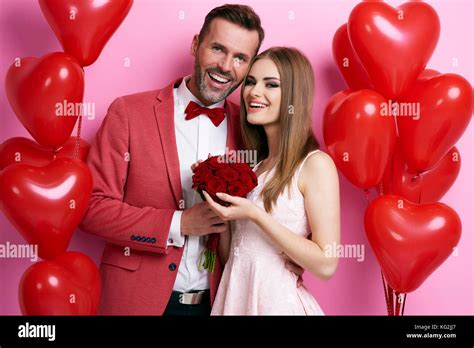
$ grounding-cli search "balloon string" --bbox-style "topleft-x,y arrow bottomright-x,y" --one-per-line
74,115 -> 83,160
395,292 -> 401,316
387,283 -> 394,316
401,293 -> 407,316
396,293 -> 407,316
381,270 -> 391,316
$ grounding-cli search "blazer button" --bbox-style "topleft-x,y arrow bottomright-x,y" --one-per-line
151,238 -> 156,244
168,263 -> 177,271
131,235 -> 137,241
145,237 -> 152,243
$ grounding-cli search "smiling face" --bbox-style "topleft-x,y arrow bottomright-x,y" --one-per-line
188,18 -> 260,106
243,58 -> 281,126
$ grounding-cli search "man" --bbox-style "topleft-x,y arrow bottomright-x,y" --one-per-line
80,4 -> 300,316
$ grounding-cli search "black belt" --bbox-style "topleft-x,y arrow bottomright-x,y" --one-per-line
170,290 -> 210,305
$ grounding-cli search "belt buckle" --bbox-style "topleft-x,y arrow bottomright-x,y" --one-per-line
178,291 -> 204,305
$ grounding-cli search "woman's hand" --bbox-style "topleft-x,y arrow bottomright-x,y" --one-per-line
202,191 -> 262,222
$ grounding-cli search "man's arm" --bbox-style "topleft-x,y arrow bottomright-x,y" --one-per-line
79,97 -> 175,254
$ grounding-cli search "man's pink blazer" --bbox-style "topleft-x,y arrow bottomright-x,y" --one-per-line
79,78 -> 243,315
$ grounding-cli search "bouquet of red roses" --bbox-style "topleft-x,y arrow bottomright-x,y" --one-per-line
192,155 -> 258,272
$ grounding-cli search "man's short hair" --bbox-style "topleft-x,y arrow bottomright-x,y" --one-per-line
198,4 -> 264,52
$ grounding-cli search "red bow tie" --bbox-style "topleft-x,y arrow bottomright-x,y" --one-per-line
184,101 -> 226,127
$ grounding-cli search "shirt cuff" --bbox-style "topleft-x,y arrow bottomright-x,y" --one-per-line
167,210 -> 185,247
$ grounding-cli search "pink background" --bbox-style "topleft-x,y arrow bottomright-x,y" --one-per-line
0,0 -> 472,315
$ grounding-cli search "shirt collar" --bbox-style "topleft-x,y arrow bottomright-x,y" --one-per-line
176,75 -> 225,111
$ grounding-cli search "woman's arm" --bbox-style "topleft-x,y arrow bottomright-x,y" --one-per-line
217,221 -> 232,265
253,151 -> 340,280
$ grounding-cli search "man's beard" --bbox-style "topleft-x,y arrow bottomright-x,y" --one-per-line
194,61 -> 239,104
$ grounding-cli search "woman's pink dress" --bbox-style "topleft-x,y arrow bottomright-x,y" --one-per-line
211,150 -> 325,315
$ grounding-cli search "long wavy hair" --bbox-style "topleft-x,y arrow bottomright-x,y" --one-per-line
240,47 -> 319,213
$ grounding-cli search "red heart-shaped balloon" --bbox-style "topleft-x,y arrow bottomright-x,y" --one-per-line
39,0 -> 133,67
382,144 -> 460,204
418,68 -> 440,81
19,251 -> 100,315
348,2 -> 440,99
323,89 -> 397,189
364,195 -> 461,293
471,86 -> 474,116
0,136 -> 90,170
5,52 -> 84,149
0,158 -> 92,260
332,24 -> 373,91
397,73 -> 472,172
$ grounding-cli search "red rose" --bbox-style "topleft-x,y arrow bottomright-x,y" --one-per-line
201,162 -> 214,174
248,169 -> 258,185
232,162 -> 250,171
192,162 -> 215,189
201,167 -> 214,181
206,156 -> 221,169
239,171 -> 258,191
192,172 -> 203,189
219,167 -> 239,182
205,176 -> 226,196
191,155 -> 257,207
227,182 -> 247,197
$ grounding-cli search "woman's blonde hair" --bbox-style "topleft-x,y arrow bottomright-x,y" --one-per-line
240,47 -> 319,212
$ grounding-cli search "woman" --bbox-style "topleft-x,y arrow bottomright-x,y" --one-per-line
203,47 -> 340,315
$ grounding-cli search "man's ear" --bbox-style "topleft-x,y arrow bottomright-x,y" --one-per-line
190,34 -> 199,57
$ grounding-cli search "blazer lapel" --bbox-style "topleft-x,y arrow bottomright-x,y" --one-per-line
153,79 -> 183,206
224,101 -> 240,152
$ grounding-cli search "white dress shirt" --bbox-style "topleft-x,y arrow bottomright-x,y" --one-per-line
167,76 -> 228,292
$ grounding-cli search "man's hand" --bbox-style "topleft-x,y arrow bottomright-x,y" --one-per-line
181,202 -> 227,236
191,159 -> 203,172
282,253 -> 305,287
191,153 -> 212,172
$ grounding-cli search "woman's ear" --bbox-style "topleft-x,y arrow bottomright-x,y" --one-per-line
190,34 -> 199,57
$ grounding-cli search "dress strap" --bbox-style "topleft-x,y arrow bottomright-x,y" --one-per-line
296,149 -> 321,179
253,160 -> 264,170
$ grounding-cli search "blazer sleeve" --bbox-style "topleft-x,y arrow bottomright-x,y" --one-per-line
79,97 -> 174,254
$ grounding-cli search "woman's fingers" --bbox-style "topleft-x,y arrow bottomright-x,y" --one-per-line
216,192 -> 238,204
202,190 -> 213,202
203,191 -> 224,214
